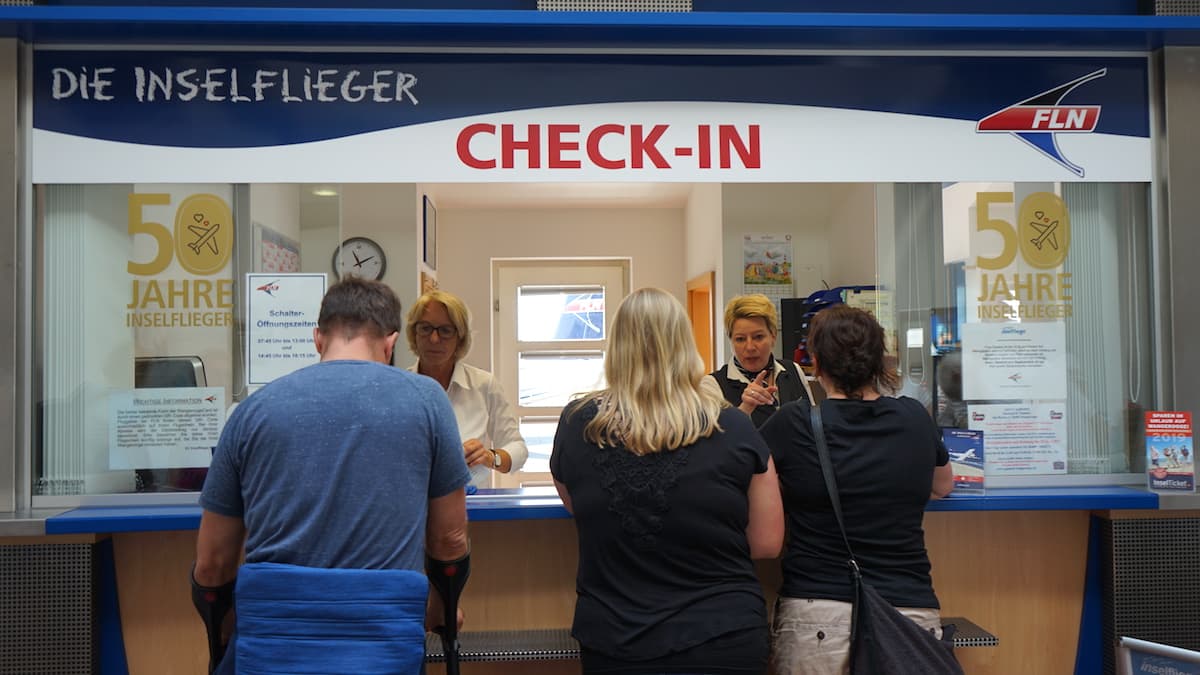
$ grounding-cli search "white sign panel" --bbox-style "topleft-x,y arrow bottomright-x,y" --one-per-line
246,273 -> 326,386
109,387 -> 226,469
961,321 -> 1066,401
968,402 -> 1068,475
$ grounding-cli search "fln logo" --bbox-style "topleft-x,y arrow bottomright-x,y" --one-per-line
976,69 -> 1106,178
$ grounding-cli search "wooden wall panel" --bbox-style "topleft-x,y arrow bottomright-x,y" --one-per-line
113,530 -> 209,675
925,510 -> 1091,675
110,511 -> 1095,675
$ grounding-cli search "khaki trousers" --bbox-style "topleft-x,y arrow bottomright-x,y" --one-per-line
769,597 -> 942,675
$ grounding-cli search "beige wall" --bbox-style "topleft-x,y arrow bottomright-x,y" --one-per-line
685,184 -> 724,356
340,184 -> 419,365
720,183 -> 860,362
435,206 -> 686,372
826,183 -> 877,288
248,184 -> 300,245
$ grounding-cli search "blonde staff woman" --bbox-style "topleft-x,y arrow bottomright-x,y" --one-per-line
708,294 -> 816,428
407,290 -> 528,489
551,288 -> 784,674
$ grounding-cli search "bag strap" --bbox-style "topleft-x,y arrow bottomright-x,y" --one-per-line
810,404 -> 860,576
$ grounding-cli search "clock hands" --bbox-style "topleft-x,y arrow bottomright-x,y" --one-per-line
354,255 -> 376,268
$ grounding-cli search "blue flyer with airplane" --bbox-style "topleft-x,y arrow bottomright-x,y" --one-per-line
942,428 -> 985,492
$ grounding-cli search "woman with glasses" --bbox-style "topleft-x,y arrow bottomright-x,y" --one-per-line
406,289 -> 528,489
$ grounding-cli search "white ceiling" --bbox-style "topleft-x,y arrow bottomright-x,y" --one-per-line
423,182 -> 694,209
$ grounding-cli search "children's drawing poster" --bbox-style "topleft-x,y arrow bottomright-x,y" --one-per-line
743,233 -> 793,287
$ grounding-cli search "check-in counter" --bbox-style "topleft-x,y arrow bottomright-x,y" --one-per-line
5,487 -> 1191,675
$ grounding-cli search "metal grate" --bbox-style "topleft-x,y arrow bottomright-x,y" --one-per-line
425,629 -> 581,662
941,617 -> 998,648
538,0 -> 691,11
1152,0 -> 1200,14
1102,518 -> 1200,675
0,544 -> 96,674
425,623 -> 996,663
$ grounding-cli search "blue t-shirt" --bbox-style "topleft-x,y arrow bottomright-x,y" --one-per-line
200,360 -> 471,572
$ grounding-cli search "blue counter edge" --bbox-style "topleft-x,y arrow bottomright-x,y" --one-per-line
43,486 -> 1158,534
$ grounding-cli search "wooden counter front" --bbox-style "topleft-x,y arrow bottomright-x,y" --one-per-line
111,510 -> 1100,675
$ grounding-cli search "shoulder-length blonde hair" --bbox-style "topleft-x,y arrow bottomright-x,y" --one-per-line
580,288 -> 726,455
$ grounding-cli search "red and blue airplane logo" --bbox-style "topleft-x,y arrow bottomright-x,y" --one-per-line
256,279 -> 280,297
977,69 -> 1105,177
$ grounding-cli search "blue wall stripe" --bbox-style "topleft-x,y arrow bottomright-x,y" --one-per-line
96,538 -> 130,675
41,0 -> 1141,13
1074,515 -> 1106,675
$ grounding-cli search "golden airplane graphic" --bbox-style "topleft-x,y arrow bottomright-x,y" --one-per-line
186,220 -> 221,256
1029,211 -> 1060,251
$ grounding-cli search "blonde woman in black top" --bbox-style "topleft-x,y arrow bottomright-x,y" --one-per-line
760,305 -> 954,675
551,288 -> 784,675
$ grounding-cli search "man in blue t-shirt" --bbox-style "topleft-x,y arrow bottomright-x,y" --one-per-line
191,278 -> 472,671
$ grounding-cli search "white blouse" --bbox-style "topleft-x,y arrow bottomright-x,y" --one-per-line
410,361 -> 529,488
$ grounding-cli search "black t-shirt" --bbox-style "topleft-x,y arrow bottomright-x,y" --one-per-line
550,401 -> 770,661
759,396 -> 949,609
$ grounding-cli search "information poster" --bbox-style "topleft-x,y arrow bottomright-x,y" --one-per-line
1146,411 -> 1195,493
967,402 -> 1068,475
961,321 -> 1067,401
246,273 -> 326,386
109,387 -> 226,469
942,428 -> 985,491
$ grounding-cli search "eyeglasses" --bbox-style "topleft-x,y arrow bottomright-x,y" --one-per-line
415,322 -> 458,339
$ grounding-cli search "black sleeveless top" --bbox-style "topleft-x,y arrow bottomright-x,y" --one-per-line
711,358 -> 811,428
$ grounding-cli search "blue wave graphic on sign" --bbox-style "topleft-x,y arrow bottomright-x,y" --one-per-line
34,52 -> 1150,148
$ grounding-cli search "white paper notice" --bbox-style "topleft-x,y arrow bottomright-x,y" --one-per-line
968,402 -> 1068,475
961,321 -> 1066,401
246,273 -> 327,386
109,387 -> 226,469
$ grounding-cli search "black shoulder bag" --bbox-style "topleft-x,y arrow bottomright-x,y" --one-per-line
809,404 -> 964,675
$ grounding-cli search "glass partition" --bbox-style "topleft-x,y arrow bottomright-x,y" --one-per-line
34,184 -> 342,497
882,182 -> 1154,478
30,180 -> 1157,500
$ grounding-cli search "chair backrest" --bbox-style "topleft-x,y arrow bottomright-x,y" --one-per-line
1116,636 -> 1200,675
234,562 -> 429,675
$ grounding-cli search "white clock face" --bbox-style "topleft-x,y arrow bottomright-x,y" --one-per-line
333,237 -> 386,281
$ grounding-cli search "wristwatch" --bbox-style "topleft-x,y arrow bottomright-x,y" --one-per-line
492,450 -> 503,469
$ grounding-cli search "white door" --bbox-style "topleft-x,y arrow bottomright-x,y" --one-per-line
492,259 -> 630,488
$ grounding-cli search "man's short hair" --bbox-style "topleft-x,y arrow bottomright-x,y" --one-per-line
318,278 -> 404,341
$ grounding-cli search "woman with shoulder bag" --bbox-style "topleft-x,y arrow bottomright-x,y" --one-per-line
759,305 -> 958,675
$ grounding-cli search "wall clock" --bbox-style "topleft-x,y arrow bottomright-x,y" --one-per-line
332,237 -> 387,281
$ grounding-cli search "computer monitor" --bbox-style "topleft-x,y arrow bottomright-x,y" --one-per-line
133,356 -> 209,492
134,356 -> 207,388
1117,636 -> 1200,675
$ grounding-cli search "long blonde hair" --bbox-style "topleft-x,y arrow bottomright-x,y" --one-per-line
581,288 -> 726,455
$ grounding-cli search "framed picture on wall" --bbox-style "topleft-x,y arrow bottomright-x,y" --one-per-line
253,222 -> 301,273
423,195 -> 437,272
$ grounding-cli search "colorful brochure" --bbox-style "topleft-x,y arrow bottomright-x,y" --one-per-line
1145,411 -> 1195,493
942,428 -> 985,492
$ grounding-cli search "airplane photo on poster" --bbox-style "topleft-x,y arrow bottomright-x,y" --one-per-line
942,428 -> 985,492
